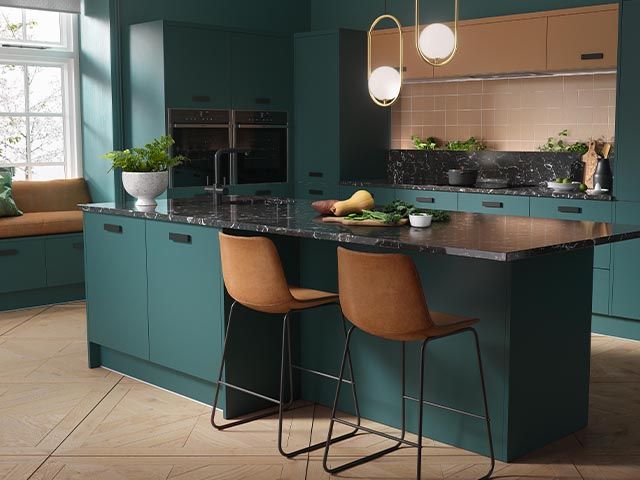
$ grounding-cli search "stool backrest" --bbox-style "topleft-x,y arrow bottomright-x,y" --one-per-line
219,233 -> 294,310
337,247 -> 433,340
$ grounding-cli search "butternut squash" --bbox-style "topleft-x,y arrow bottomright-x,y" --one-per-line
330,190 -> 375,216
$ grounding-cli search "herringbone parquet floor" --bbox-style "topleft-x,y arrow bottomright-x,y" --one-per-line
0,302 -> 639,479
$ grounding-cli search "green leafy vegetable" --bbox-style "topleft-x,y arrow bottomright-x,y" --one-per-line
344,200 -> 451,224
538,130 -> 589,154
444,137 -> 486,151
103,136 -> 186,172
412,135 -> 439,151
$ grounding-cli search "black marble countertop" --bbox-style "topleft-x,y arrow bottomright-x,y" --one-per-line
341,180 -> 613,201
80,195 -> 640,262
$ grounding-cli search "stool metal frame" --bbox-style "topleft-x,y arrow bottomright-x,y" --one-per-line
211,300 -> 362,458
323,325 -> 495,480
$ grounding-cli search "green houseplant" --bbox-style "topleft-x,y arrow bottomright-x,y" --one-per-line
103,136 -> 186,207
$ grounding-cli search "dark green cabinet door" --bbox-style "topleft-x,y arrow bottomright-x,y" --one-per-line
294,32 -> 340,184
45,234 -> 85,287
0,237 -> 45,293
84,213 -> 149,359
614,0 -> 640,201
611,201 -> 640,320
231,33 -> 292,111
146,221 -> 223,381
164,25 -> 231,109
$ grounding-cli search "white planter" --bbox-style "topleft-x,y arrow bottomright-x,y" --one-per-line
121,171 -> 168,207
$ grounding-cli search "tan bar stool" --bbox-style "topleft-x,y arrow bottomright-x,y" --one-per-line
212,233 -> 361,458
323,247 -> 495,480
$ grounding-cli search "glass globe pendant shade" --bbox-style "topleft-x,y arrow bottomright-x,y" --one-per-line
418,23 -> 455,61
368,66 -> 402,103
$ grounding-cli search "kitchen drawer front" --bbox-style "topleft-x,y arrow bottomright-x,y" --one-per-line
146,221 -> 223,381
592,268 -> 610,315
396,189 -> 458,211
0,237 -> 46,294
228,183 -> 292,197
295,182 -> 338,200
84,213 -> 149,360
529,197 -> 613,223
458,193 -> 529,217
45,234 -> 85,287
339,185 -> 396,206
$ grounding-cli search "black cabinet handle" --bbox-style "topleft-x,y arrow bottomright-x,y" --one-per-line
558,206 -> 582,214
416,197 -> 435,204
255,97 -> 272,105
255,189 -> 272,196
308,189 -> 323,196
72,242 -> 84,250
0,249 -> 18,257
192,95 -> 211,103
308,171 -> 323,178
169,232 -> 192,244
104,224 -> 123,234
482,201 -> 504,209
581,52 -> 604,61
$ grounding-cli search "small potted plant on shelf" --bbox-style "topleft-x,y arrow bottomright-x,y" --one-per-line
103,136 -> 185,207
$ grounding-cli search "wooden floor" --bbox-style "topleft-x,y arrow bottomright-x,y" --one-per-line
0,303 -> 639,479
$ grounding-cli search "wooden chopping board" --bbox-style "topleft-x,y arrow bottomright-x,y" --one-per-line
322,216 -> 408,227
582,141 -> 599,189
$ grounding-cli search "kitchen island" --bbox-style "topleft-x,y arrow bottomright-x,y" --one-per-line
80,195 -> 640,462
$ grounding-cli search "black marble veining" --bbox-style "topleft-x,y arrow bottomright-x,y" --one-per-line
80,195 -> 640,262
388,149 -> 598,188
341,179 -> 613,201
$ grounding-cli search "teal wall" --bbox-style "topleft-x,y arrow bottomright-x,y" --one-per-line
310,0 -> 618,30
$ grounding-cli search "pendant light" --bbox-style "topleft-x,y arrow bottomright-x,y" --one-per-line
415,0 -> 459,66
368,14 -> 403,107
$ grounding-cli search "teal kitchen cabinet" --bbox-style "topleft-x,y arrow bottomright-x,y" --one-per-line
339,185 -> 396,206
613,0 -> 640,202
293,30 -> 389,193
611,201 -> 640,320
529,197 -> 613,269
458,193 -> 530,217
396,189 -> 458,211
44,234 -> 85,287
593,268 -> 611,315
84,213 -> 150,360
231,32 -> 292,110
296,181 -> 339,200
0,237 -> 46,294
146,221 -> 224,381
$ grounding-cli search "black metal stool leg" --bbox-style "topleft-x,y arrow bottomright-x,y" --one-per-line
471,328 -> 495,480
211,301 -> 286,430
416,339 -> 428,480
342,313 -> 362,428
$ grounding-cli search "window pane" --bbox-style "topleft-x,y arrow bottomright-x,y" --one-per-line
0,116 -> 27,166
9,166 -> 26,180
30,164 -> 65,180
30,116 -> 64,163
25,9 -> 61,44
0,7 -> 24,42
0,64 -> 26,113
28,66 -> 62,114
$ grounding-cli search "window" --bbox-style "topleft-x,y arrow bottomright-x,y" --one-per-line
0,6 -> 80,180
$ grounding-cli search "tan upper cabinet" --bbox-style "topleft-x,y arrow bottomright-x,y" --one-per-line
547,8 -> 618,72
371,28 -> 434,80
434,17 -> 548,78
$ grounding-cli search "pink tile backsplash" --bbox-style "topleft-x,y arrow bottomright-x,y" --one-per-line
391,73 -> 617,151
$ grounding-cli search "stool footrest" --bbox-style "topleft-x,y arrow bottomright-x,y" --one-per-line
292,364 -> 355,384
403,395 -> 489,421
332,417 -> 420,448
218,381 -> 280,405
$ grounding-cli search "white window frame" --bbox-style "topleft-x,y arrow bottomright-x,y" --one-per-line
0,10 -> 81,179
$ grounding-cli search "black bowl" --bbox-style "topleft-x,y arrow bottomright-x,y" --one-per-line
448,169 -> 479,186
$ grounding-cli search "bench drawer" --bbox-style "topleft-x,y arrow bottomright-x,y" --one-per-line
458,193 -> 530,216
0,237 -> 46,293
396,189 -> 458,211
45,234 -> 85,287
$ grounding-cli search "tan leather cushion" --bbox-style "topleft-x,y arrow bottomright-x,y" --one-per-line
12,178 -> 91,213
0,211 -> 83,239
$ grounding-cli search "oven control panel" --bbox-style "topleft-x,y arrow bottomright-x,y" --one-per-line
168,109 -> 231,125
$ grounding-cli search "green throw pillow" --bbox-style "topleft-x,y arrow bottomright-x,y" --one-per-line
0,170 -> 23,217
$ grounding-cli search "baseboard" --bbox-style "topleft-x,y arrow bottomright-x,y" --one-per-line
592,314 -> 640,341
0,283 -> 85,311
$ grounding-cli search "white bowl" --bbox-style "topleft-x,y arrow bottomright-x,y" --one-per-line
409,213 -> 433,228
547,181 -> 580,192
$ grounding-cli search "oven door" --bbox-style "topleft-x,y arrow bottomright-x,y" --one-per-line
233,125 -> 288,184
170,124 -> 231,187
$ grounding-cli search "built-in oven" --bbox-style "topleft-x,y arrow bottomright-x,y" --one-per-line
232,110 -> 288,184
168,109 -> 231,188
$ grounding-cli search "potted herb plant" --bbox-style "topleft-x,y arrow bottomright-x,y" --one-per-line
103,136 -> 185,207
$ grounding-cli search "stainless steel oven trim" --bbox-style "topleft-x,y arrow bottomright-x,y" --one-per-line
236,124 -> 288,129
171,124 -> 232,129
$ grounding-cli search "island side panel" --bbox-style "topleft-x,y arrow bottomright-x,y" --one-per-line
506,248 -> 593,461
296,238 -> 510,460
